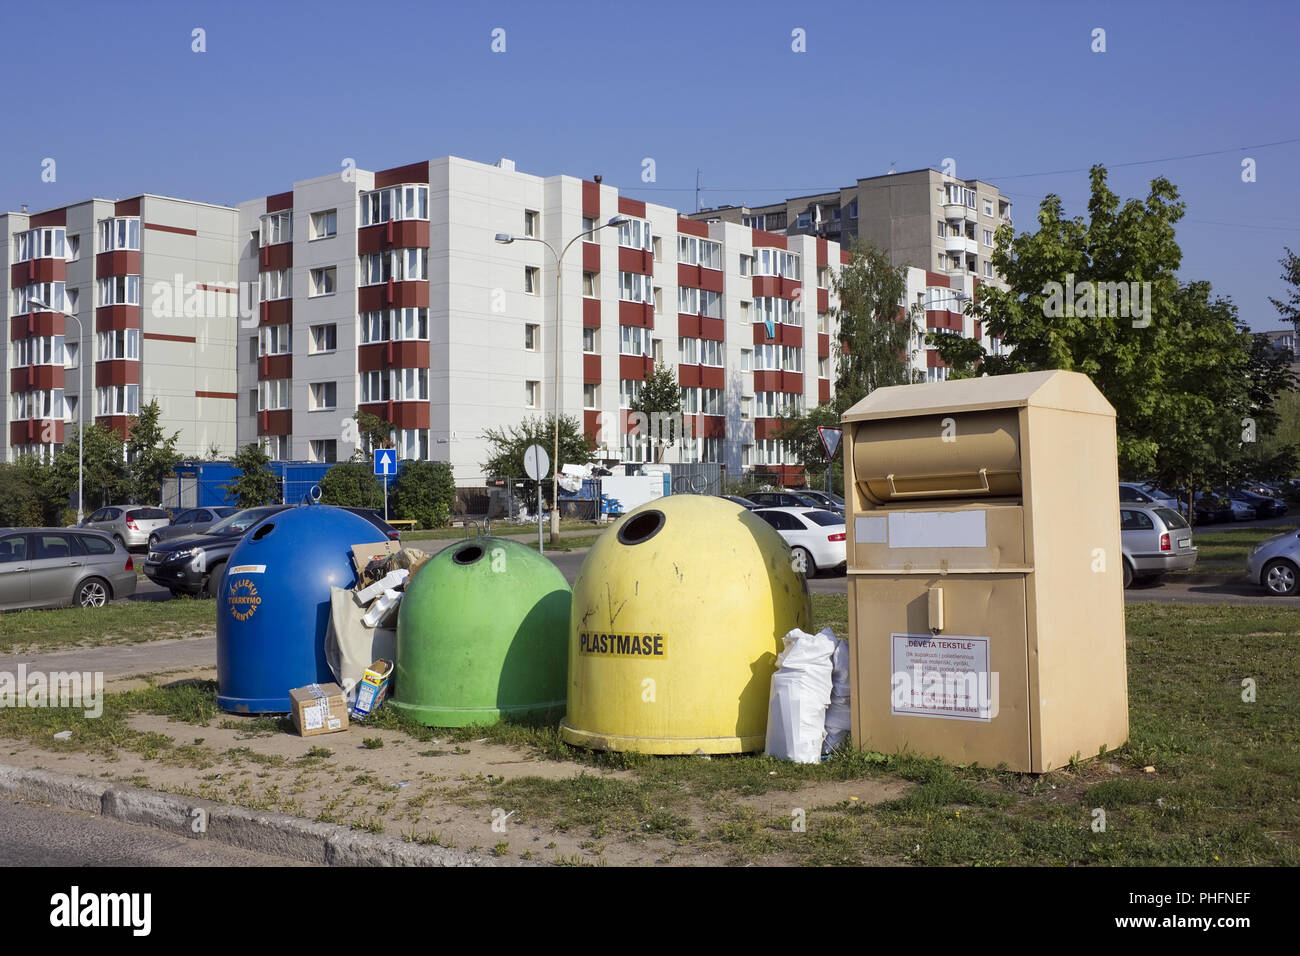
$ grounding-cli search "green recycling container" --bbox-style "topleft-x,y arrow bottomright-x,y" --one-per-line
388,536 -> 570,726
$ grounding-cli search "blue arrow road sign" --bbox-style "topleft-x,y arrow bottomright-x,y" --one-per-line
373,448 -> 396,476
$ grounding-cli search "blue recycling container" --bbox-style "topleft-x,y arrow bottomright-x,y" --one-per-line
217,505 -> 388,712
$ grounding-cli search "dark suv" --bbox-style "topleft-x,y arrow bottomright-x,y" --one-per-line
143,506 -> 288,597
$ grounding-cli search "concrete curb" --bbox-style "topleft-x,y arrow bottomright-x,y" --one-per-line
0,764 -> 499,867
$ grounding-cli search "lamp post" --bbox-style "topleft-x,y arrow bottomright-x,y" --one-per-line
495,215 -> 629,545
29,296 -> 85,524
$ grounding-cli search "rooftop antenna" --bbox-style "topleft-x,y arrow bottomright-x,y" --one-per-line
695,168 -> 702,213
887,161 -> 896,176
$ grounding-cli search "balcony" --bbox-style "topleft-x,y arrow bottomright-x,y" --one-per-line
944,235 -> 978,255
943,202 -> 978,223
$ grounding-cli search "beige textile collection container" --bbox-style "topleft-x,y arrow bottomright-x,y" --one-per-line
841,370 -> 1128,772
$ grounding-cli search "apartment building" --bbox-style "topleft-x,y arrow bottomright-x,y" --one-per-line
691,168 -> 1013,288
1,196 -> 241,463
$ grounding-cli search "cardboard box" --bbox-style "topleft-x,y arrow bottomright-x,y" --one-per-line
289,682 -> 349,737
351,541 -> 402,578
350,659 -> 393,719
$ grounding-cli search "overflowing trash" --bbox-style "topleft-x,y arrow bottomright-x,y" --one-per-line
824,634 -> 852,754
350,659 -> 393,719
765,627 -> 839,763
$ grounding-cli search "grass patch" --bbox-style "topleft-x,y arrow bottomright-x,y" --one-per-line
0,599 -> 217,653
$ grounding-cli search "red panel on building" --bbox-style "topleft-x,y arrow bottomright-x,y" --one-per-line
699,366 -> 725,390
114,198 -> 142,217
753,370 -> 779,392
95,360 -> 141,387
357,281 -> 429,312
12,313 -> 64,339
357,341 -> 430,372
265,191 -> 293,213
678,364 -> 701,388
818,379 -> 830,403
144,332 -> 198,344
582,241 -> 601,273
10,419 -> 65,446
260,299 -> 292,326
582,181 -> 602,218
258,354 -> 293,381
618,245 -> 652,275
699,316 -> 724,341
783,326 -> 803,349
357,219 -> 430,254
617,196 -> 647,218
29,209 -> 66,228
583,353 -> 601,384
816,238 -> 828,267
751,229 -> 787,250
145,223 -> 197,237
583,297 -> 601,328
619,354 -> 654,380
10,366 -> 64,392
781,371 -> 804,392
677,262 -> 701,289
94,250 -> 141,277
753,276 -> 801,299
816,288 -> 829,314
260,242 -> 292,272
354,401 -> 429,429
583,409 -> 601,441
12,258 -> 66,286
925,271 -> 950,287
257,410 -> 292,436
926,349 -> 947,368
618,301 -> 653,328
974,320 -> 982,339
752,418 -> 779,440
677,314 -> 701,339
840,250 -> 851,265
818,332 -> 830,358
195,390 -> 238,400
95,306 -> 141,332
926,310 -> 962,331
375,161 -> 430,188
676,217 -> 708,238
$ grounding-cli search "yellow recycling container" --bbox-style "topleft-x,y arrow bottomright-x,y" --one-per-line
561,495 -> 811,754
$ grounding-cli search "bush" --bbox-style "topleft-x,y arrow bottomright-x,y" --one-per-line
319,462 -> 384,510
391,461 -> 455,529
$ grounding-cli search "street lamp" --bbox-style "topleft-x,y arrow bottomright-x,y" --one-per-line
29,296 -> 85,524
495,215 -> 629,544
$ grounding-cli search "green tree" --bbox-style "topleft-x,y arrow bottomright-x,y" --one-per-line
350,411 -> 396,461
319,461 -> 383,509
1269,247 -> 1300,335
221,443 -> 279,507
931,165 -> 1295,501
391,460 -> 456,529
831,240 -> 923,411
481,414 -> 594,505
774,403 -> 845,495
0,457 -> 56,526
630,361 -> 683,463
51,423 -> 129,510
124,399 -> 181,504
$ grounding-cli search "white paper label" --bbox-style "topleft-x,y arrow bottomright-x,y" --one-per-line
229,564 -> 266,574
302,703 -> 323,731
854,515 -> 887,543
327,718 -> 341,730
890,633 -> 994,721
887,511 -> 987,549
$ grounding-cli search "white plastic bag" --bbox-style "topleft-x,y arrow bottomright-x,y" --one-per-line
765,627 -> 837,763
824,634 -> 852,754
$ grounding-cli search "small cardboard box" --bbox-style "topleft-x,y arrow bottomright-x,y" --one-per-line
289,682 -> 349,737
351,659 -> 394,719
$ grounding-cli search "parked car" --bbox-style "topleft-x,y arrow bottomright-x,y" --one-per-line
718,495 -> 758,509
752,507 -> 846,576
342,507 -> 402,540
1215,491 -> 1258,522
80,505 -> 172,551
795,490 -> 845,515
1120,505 -> 1197,588
1246,528 -> 1300,596
143,506 -> 289,598
0,528 -> 137,610
747,491 -> 822,509
1229,488 -> 1287,519
1119,482 -> 1179,512
147,506 -> 240,548
1190,491 -> 1234,524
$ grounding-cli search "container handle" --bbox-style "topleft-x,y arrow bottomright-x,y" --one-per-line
885,467 -> 990,498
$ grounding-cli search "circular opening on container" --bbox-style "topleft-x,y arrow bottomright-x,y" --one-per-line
453,544 -> 485,565
617,509 -> 665,546
252,523 -> 275,540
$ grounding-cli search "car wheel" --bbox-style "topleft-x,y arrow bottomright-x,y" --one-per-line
202,561 -> 226,599
148,533 -> 159,548
75,577 -> 110,608
1122,559 -> 1134,589
1262,559 -> 1299,597
113,534 -> 125,547
792,546 -> 816,577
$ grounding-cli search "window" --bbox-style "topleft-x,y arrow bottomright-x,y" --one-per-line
753,296 -> 800,328
525,380 -> 540,408
14,335 -> 65,367
360,185 -> 429,225
12,389 -> 65,420
524,209 -> 539,238
260,268 -> 291,301
309,324 -> 337,353
583,384 -> 598,409
741,396 -> 753,420
0,534 -> 27,564
394,428 -> 429,461
524,266 -> 540,295
258,324 -> 291,356
982,198 -> 994,217
582,327 -> 596,353
360,370 -> 390,403
259,211 -> 292,247
817,267 -> 831,289
780,345 -> 803,372
753,248 -> 801,279
310,209 -> 337,240
98,218 -> 140,252
679,337 -> 698,364
819,356 -> 830,378
262,435 -> 290,460
359,308 -> 428,343
937,220 -> 948,238
653,286 -> 663,314
96,384 -> 139,416
310,439 -> 337,463
257,379 -> 290,411
616,218 -> 652,251
65,341 -> 78,369
754,391 -> 803,418
309,267 -> 337,297
97,275 -> 141,306
359,248 -> 427,285
583,271 -> 599,297
678,286 -> 699,315
618,272 -> 654,304
678,235 -> 698,266
754,342 -> 778,370
982,229 -> 994,247
652,236 -> 662,262
700,339 -> 723,367
740,348 -> 752,371
525,324 -> 539,351
620,325 -> 651,357
623,432 -> 649,464
248,389 -> 257,416
701,290 -> 722,319
582,217 -> 597,238
699,239 -> 721,270
309,382 -> 337,411
620,378 -> 642,408
97,329 -> 140,361
14,227 -> 66,261
739,254 -> 753,276
360,369 -> 427,403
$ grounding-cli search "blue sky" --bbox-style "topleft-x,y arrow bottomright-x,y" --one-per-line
2,0 -> 1295,328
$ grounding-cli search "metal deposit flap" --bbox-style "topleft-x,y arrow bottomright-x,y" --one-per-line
851,504 -> 1027,572
853,409 -> 1021,504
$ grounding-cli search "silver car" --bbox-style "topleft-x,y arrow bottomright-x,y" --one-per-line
1246,529 -> 1300,596
80,505 -> 171,551
0,528 -> 138,610
148,506 -> 239,549
1120,505 -> 1197,588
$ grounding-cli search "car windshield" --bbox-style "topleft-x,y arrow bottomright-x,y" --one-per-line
803,510 -> 844,527
1154,507 -> 1188,530
206,508 -> 275,535
214,507 -> 240,518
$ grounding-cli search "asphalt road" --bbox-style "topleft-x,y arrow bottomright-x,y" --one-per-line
0,796 -> 310,866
